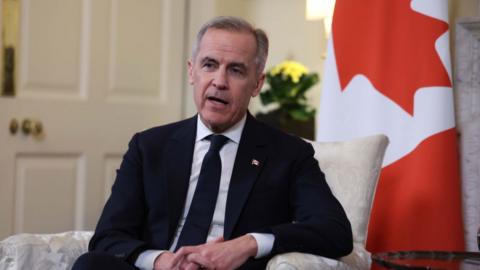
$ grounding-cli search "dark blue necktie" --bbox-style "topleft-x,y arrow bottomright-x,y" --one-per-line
175,134 -> 229,249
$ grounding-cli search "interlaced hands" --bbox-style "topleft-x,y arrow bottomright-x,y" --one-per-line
154,235 -> 258,270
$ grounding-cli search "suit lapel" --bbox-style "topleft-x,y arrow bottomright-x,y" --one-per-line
224,114 -> 268,239
165,116 -> 197,245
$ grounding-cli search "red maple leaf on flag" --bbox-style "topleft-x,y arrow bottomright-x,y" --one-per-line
332,0 -> 451,116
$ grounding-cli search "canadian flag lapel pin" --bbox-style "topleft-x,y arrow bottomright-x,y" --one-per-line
251,159 -> 260,166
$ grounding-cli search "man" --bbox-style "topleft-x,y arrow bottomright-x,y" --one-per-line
73,16 -> 352,270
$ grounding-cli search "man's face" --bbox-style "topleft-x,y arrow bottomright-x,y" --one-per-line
189,28 -> 265,133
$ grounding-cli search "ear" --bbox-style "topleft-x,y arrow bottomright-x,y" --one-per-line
251,73 -> 265,97
187,59 -> 194,85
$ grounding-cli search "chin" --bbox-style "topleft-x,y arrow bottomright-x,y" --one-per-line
200,115 -> 227,130
208,120 -> 229,131
202,111 -> 226,122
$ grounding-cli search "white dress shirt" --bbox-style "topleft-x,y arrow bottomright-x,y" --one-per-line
135,115 -> 274,270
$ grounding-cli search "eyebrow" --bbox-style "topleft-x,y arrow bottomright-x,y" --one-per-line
200,57 -> 218,65
200,57 -> 247,70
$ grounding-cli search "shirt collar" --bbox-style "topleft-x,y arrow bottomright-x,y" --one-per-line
196,114 -> 246,144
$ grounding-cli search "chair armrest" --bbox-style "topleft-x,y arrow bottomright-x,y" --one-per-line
0,231 -> 93,270
266,243 -> 371,270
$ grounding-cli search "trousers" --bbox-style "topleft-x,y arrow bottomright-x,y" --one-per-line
72,252 -> 138,270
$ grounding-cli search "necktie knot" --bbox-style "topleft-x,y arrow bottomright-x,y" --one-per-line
208,135 -> 229,152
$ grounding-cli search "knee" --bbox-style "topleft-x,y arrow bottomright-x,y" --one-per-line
72,252 -> 102,270
72,252 -> 134,270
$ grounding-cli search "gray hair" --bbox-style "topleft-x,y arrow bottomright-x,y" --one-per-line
192,16 -> 269,75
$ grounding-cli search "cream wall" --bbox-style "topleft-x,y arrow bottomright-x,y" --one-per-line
239,0 -> 325,116
184,0 -> 480,119
450,0 -> 479,23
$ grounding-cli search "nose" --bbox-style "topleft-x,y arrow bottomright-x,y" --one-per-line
212,69 -> 228,90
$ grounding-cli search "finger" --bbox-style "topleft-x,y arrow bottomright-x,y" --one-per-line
179,261 -> 198,270
154,251 -> 182,270
169,249 -> 191,267
186,253 -> 215,269
183,262 -> 200,270
175,246 -> 205,267
210,236 -> 224,243
176,245 -> 200,256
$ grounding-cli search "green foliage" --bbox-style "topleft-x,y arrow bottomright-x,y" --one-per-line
260,67 -> 319,121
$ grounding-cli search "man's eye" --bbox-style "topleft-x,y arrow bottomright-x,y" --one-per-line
230,67 -> 245,76
202,62 -> 216,70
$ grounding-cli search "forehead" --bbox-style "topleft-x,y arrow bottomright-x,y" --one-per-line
195,28 -> 257,62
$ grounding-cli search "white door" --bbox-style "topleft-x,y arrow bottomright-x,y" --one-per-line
0,0 -> 187,239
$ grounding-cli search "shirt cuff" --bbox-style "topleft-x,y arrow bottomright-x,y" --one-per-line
134,250 -> 166,270
248,233 -> 275,258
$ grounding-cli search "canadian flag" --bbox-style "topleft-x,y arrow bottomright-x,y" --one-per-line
317,0 -> 465,252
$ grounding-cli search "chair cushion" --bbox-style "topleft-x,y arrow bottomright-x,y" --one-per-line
267,243 -> 371,270
310,134 -> 388,245
0,231 -> 92,270
267,134 -> 388,270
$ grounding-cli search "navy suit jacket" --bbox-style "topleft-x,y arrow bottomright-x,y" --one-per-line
89,114 -> 353,269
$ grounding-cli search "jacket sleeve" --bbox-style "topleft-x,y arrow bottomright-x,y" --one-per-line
88,133 -> 149,262
269,141 -> 353,258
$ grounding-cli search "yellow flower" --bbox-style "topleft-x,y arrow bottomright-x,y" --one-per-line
269,60 -> 309,83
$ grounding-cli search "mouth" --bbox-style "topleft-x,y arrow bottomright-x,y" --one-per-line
207,96 -> 229,105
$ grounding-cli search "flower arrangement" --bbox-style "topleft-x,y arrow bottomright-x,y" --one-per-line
259,60 -> 319,121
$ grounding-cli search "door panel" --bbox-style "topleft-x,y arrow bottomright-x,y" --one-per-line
14,154 -> 83,234
108,0 -> 163,96
20,0 -> 83,96
0,0 -> 186,239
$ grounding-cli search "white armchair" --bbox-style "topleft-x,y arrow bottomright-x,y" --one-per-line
267,134 -> 389,269
0,134 -> 388,270
0,231 -> 93,270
